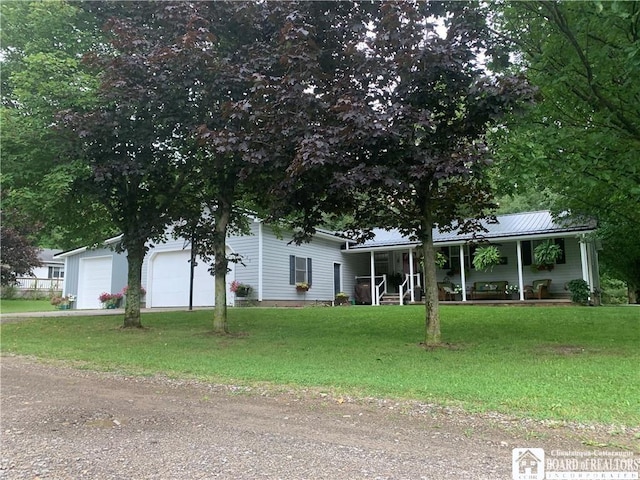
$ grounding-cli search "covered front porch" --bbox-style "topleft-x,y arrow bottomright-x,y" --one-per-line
342,215 -> 599,307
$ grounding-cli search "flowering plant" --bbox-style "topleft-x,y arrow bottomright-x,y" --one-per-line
506,284 -> 520,294
453,284 -> 463,294
99,292 -> 123,308
295,282 -> 310,291
230,280 -> 252,296
121,285 -> 146,296
51,294 -> 76,308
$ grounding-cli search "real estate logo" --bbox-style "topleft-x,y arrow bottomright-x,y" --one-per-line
513,448 -> 545,480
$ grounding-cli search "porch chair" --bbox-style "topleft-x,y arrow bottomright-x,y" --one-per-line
437,282 -> 457,301
524,279 -> 552,300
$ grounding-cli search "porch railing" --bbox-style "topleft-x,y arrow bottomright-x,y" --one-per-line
399,273 -> 422,305
15,277 -> 63,291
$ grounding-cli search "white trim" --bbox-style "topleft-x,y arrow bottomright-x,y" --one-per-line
459,244 -> 467,302
258,222 -> 264,302
516,241 -> 525,301
580,240 -> 589,284
54,235 -> 123,259
409,248 -> 415,303
370,251 -> 377,306
343,230 -> 597,253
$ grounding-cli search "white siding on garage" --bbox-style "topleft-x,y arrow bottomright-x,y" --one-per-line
77,256 -> 113,309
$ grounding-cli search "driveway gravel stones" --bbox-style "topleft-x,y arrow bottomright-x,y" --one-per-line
1,355 -> 637,479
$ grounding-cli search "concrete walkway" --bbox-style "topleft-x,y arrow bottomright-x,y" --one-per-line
0,307 -> 211,323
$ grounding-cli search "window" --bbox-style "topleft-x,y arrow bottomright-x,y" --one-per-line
289,256 -> 312,285
48,266 -> 64,279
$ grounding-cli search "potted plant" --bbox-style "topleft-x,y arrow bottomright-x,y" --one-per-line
99,292 -> 123,309
50,294 -> 75,310
230,280 -> 252,297
334,292 -> 350,306
295,282 -> 310,292
533,240 -> 562,271
472,245 -> 501,272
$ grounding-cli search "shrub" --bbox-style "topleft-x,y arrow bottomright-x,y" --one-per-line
567,279 -> 590,305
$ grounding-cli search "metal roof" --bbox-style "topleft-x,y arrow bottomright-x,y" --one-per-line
348,211 -> 596,250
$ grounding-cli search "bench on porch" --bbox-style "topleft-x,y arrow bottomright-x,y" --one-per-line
471,281 -> 508,300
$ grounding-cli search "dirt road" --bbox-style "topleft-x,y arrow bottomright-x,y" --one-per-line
1,355 -> 636,479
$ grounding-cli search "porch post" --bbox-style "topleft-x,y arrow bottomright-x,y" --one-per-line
579,239 -> 589,284
516,240 -> 525,301
258,222 -> 264,302
409,248 -> 415,303
370,251 -> 377,306
459,244 -> 467,302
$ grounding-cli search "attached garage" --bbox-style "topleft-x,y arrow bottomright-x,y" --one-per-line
77,256 -> 113,309
148,249 -> 234,308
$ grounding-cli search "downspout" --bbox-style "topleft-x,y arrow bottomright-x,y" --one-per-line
516,240 -> 525,301
459,244 -> 467,302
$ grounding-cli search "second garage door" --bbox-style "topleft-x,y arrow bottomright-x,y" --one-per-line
149,250 -> 233,308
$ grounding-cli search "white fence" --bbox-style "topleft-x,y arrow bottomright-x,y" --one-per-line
15,277 -> 63,291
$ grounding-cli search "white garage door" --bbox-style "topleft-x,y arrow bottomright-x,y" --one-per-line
149,250 -> 234,308
77,256 -> 113,309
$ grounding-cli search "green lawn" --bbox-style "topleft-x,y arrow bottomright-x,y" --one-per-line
0,299 -> 54,313
1,305 -> 638,425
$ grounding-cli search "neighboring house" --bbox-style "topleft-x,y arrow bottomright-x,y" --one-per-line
15,248 -> 64,292
56,211 -> 600,309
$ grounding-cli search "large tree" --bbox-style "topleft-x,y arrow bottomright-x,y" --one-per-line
259,2 -> 531,345
491,1 -> 640,300
0,0 -> 110,249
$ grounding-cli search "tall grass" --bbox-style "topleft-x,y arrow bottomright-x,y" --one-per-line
1,305 -> 638,425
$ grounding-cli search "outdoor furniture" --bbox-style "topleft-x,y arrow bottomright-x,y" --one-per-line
437,282 -> 457,301
471,281 -> 508,300
524,279 -> 552,300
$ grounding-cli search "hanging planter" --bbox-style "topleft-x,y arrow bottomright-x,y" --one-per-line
532,240 -> 562,271
472,245 -> 501,272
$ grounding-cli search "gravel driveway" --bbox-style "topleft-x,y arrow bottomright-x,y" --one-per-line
1,355 -> 637,479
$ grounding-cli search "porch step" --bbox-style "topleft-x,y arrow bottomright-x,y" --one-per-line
380,294 -> 402,305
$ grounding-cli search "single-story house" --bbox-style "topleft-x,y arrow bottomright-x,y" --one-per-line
55,210 -> 599,309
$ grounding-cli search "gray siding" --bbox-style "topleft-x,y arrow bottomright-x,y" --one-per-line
261,226 -> 353,301
227,221 -> 260,294
62,246 -> 127,297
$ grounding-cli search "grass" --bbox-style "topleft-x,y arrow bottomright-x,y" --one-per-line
0,299 -> 54,313
1,305 -> 638,426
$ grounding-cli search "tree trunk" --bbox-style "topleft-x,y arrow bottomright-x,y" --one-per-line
421,207 -> 441,346
123,240 -> 145,328
212,203 -> 231,334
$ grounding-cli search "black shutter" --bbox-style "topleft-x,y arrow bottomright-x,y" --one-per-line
289,255 -> 295,285
522,241 -> 532,266
307,258 -> 312,285
555,238 -> 566,264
